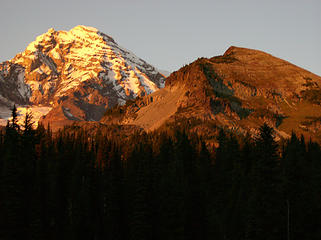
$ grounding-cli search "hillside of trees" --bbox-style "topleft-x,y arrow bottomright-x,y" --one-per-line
0,106 -> 321,240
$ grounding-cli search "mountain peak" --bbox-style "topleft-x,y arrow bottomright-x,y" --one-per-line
223,46 -> 262,56
47,27 -> 55,33
22,25 -> 117,54
102,47 -> 321,142
222,46 -> 278,62
0,26 -> 165,129
223,45 -> 239,55
71,25 -> 98,32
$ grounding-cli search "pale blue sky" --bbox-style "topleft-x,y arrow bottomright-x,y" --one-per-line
0,0 -> 320,75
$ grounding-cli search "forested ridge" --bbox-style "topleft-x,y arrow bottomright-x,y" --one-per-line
0,107 -> 321,240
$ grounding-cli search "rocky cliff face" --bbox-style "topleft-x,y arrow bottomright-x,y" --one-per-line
101,46 -> 321,141
0,25 -> 165,128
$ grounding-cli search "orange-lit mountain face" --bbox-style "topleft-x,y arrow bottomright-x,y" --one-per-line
0,25 -> 165,128
2,31 -> 321,141
101,46 -> 321,142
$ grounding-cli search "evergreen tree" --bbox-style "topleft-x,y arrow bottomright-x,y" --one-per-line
0,118 -> 320,239
246,124 -> 285,240
1,104 -> 25,239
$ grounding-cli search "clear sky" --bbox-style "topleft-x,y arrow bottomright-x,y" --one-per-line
0,0 -> 320,75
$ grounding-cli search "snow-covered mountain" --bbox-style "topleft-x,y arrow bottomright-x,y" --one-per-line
0,25 -> 165,128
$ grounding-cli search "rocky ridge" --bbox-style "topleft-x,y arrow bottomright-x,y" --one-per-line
101,46 -> 321,142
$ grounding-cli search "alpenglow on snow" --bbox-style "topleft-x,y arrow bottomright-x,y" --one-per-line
0,25 -> 166,127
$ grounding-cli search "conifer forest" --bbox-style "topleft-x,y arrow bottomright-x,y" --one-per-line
0,108 -> 321,240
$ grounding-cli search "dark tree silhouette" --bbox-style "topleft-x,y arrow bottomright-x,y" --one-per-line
0,120 -> 320,240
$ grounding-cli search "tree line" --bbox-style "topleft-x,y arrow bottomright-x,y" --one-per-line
0,106 -> 320,240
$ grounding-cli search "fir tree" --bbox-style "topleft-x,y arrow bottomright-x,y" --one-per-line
246,124 -> 285,240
